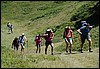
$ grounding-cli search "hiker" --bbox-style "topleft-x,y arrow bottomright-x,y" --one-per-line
34,34 -> 42,53
12,37 -> 19,50
7,22 -> 13,33
77,23 -> 93,53
81,21 -> 87,27
43,29 -> 54,55
63,26 -> 73,54
18,33 -> 27,51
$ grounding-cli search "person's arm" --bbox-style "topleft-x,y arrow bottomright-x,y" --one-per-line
25,36 -> 28,42
52,32 -> 54,38
77,29 -> 82,35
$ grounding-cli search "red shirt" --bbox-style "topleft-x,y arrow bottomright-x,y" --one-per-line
36,37 -> 42,44
46,32 -> 54,41
64,29 -> 72,38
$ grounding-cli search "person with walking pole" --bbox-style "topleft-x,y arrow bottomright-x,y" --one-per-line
18,33 -> 27,52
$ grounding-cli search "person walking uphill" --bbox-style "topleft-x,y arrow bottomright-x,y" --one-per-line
77,23 -> 93,53
63,26 -> 73,54
7,22 -> 13,33
44,29 -> 54,55
35,34 -> 42,53
18,33 -> 28,51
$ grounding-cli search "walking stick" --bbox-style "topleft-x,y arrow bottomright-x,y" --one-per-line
27,40 -> 28,53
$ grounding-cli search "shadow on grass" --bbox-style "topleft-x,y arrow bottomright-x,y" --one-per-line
54,52 -> 79,55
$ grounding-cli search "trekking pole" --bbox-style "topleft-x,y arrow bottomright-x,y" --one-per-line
27,40 -> 28,53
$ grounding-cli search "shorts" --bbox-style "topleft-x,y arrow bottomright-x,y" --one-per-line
20,42 -> 25,48
45,40 -> 53,47
81,34 -> 91,43
65,37 -> 73,44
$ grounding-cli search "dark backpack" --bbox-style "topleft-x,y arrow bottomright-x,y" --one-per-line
7,23 -> 9,27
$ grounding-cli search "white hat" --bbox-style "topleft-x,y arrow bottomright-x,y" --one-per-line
47,29 -> 51,31
65,26 -> 67,28
22,33 -> 24,35
65,26 -> 70,29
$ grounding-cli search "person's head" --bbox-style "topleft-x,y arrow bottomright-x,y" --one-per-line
67,26 -> 70,29
22,33 -> 24,37
46,29 -> 52,33
39,34 -> 41,37
86,23 -> 90,28
65,26 -> 70,30
36,34 -> 39,37
8,22 -> 10,24
47,29 -> 51,32
83,23 -> 87,26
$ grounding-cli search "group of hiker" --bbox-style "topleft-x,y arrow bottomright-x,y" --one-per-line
34,20 -> 93,55
12,33 -> 28,52
11,20 -> 93,55
34,29 -> 54,55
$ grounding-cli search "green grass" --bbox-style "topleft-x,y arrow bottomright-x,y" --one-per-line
1,1 -> 99,68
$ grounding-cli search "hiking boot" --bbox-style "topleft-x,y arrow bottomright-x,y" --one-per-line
80,48 -> 83,53
81,51 -> 83,53
51,53 -> 53,55
66,51 -> 68,54
69,49 -> 72,54
89,50 -> 93,52
89,48 -> 93,52
45,52 -> 47,55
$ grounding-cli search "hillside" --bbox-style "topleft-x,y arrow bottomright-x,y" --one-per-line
1,1 -> 99,68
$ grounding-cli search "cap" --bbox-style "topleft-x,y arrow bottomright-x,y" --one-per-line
65,26 -> 67,28
22,33 -> 24,35
47,29 -> 51,31
68,26 -> 70,29
65,26 -> 70,29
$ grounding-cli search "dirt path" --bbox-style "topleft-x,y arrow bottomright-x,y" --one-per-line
16,42 -> 99,68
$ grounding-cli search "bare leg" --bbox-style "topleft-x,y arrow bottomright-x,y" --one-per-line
69,43 -> 72,54
51,43 -> 54,55
65,38 -> 69,54
66,43 -> 68,53
89,40 -> 93,52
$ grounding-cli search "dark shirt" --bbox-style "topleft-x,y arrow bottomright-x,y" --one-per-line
80,26 -> 92,36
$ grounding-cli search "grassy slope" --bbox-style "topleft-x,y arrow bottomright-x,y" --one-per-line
1,1 -> 99,68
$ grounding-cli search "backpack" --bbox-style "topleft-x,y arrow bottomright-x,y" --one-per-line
18,36 -> 23,43
7,23 -> 9,27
